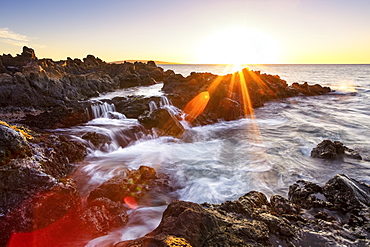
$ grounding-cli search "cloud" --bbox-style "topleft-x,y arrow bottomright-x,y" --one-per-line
0,27 -> 46,49
0,27 -> 29,41
0,27 -> 30,46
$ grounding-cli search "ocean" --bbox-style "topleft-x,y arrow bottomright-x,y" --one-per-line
58,64 -> 370,246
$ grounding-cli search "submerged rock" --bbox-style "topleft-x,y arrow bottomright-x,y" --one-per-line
116,175 -> 370,247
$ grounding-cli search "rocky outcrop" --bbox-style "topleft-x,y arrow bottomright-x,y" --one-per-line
163,69 -> 331,125
311,140 -> 362,160
116,174 -> 370,247
1,47 -> 332,131
0,47 -> 164,128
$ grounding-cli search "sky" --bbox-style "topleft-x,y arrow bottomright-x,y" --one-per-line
1,0 -> 370,64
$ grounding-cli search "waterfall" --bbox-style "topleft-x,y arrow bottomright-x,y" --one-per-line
89,102 -> 126,119
149,96 -> 182,116
149,101 -> 158,112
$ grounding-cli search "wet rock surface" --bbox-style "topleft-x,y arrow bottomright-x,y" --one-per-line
88,166 -> 176,206
311,140 -> 362,160
138,108 -> 185,137
116,174 -> 370,247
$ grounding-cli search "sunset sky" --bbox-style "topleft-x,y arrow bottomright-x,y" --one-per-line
1,0 -> 369,64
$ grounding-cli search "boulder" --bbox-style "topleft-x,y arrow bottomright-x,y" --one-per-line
138,108 -> 185,137
88,166 -> 175,206
311,140 -> 362,160
80,197 -> 128,237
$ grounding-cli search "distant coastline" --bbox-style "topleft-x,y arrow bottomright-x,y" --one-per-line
111,61 -> 369,66
109,60 -> 182,65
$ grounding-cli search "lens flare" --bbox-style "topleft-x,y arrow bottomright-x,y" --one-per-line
124,196 -> 138,209
183,91 -> 210,122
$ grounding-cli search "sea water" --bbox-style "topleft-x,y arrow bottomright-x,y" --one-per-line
57,64 -> 370,246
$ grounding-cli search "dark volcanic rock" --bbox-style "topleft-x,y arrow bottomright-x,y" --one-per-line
80,197 -> 128,237
138,108 -> 185,137
88,166 -> 176,206
116,175 -> 370,247
162,68 -> 331,125
311,140 -> 362,160
0,47 -> 165,128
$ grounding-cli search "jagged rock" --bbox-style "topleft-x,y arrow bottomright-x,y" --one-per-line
21,103 -> 90,129
32,133 -> 87,178
311,140 -> 362,160
323,174 -> 370,212
80,197 -> 128,237
21,46 -> 37,60
88,166 -> 175,206
116,175 -> 370,247
81,131 -> 110,147
0,47 -> 166,128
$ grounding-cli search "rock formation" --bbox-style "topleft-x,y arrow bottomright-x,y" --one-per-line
115,174 -> 370,247
1,47 -> 332,130
163,69 -> 331,126
311,140 -> 362,160
0,47 -> 165,128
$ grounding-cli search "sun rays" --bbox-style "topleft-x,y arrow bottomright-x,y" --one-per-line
182,66 -> 271,142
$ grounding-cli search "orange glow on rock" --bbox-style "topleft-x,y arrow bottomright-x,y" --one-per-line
183,91 -> 210,122
8,206 -> 82,247
124,196 -> 138,209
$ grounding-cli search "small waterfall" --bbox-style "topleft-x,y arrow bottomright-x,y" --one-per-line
88,102 -> 126,119
149,96 -> 182,116
148,96 -> 189,129
159,96 -> 171,108
149,101 -> 158,112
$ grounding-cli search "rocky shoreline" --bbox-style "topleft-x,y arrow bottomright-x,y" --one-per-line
1,47 -> 368,246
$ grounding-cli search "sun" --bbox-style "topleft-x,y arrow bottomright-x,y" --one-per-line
196,27 -> 280,66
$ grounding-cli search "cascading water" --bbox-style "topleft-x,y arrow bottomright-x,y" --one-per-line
87,101 -> 127,120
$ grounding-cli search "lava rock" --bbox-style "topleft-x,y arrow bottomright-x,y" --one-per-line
116,175 -> 370,247
88,166 -> 175,206
162,68 -> 331,125
0,47 -> 166,128
311,140 -> 362,160
138,108 -> 185,137
80,197 -> 128,237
